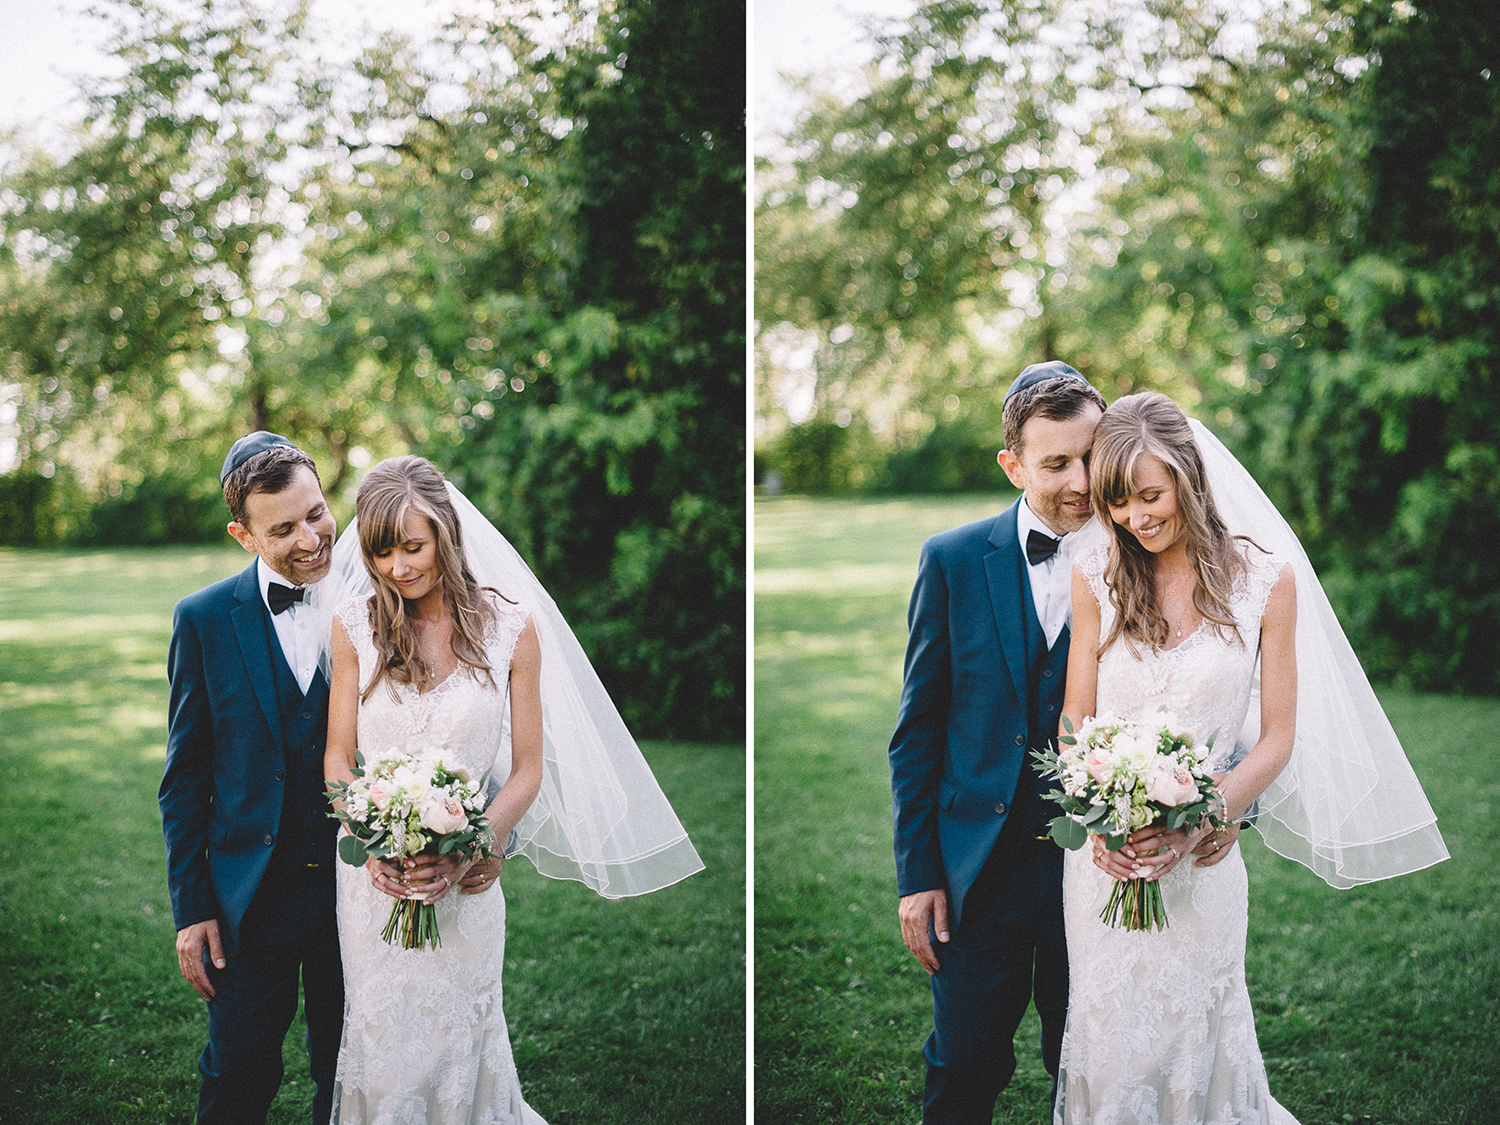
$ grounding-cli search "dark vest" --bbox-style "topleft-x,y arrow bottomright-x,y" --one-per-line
265,618 -> 336,871
1005,571 -> 1071,840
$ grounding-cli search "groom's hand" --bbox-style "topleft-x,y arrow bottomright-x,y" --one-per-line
899,889 -> 951,975
176,919 -> 225,1001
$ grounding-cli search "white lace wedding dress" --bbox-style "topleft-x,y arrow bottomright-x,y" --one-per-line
1055,542 -> 1299,1125
329,595 -> 547,1125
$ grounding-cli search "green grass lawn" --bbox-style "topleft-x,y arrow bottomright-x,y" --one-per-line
754,494 -> 1500,1125
0,545 -> 745,1124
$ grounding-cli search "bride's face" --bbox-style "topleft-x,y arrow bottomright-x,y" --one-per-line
371,508 -> 445,602
1107,454 -> 1184,555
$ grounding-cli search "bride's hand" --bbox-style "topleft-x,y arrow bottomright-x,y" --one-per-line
460,852 -> 504,895
399,852 -> 467,904
1191,820 -> 1240,866
1095,825 -> 1192,882
365,856 -> 410,901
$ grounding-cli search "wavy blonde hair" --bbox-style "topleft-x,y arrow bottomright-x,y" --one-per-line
354,456 -> 507,700
1089,393 -> 1261,655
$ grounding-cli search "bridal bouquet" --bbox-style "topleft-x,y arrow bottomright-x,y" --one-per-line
1031,711 -> 1225,931
327,750 -> 493,950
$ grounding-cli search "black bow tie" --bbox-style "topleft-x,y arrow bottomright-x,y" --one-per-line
268,582 -> 305,615
1026,528 -> 1062,567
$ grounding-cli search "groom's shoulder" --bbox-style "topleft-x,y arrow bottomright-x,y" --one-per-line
175,564 -> 250,622
923,504 -> 1014,557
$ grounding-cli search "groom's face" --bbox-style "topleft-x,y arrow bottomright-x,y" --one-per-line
997,405 -> 1102,536
227,465 -> 337,586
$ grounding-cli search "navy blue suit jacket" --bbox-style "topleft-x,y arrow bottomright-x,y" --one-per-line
161,560 -> 331,952
889,500 -> 1069,931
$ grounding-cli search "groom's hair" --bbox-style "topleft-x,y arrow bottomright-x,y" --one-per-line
223,445 -> 320,527
1002,376 -> 1107,456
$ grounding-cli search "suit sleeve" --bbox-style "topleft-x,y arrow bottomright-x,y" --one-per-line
160,602 -> 218,931
888,538 -> 951,897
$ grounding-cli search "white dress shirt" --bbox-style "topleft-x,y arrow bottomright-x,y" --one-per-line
1016,497 -> 1073,650
256,556 -> 320,695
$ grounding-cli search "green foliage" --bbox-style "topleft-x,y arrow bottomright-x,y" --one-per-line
1232,0 -> 1500,693
755,494 -> 1500,1123
757,0 -> 1500,695
0,544 -> 744,1124
1,0 -> 743,737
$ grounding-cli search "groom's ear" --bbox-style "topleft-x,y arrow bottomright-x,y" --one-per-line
227,521 -> 258,554
997,449 -> 1027,491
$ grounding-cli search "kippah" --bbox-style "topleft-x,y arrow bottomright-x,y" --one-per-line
220,431 -> 297,482
1002,361 -> 1090,406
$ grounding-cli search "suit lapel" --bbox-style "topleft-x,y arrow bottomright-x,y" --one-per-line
983,502 -> 1032,709
229,561 -> 287,757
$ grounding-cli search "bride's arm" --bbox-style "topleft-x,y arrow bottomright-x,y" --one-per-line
460,617 -> 544,896
324,616 -> 360,793
325,614 -> 408,901
1065,564 -> 1151,881
1217,564 -> 1298,823
482,617 -> 545,843
1060,562 -> 1100,737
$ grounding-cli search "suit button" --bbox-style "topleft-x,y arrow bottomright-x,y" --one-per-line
1046,704 -> 1056,712
1043,668 -> 1054,678
994,802 -> 1008,817
264,834 -> 275,846
301,710 -> 312,721
1014,734 -> 1025,745
274,769 -> 285,782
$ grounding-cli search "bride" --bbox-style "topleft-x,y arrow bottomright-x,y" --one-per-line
321,455 -> 703,1123
1053,393 -> 1447,1123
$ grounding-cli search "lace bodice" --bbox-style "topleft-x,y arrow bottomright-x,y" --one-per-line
335,594 -> 530,784
1079,540 -> 1286,769
329,593 -> 546,1125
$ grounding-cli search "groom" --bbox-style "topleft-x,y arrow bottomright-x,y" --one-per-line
161,432 -> 344,1124
888,362 -> 1105,1123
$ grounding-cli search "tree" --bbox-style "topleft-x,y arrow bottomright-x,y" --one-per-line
1238,0 -> 1500,691
287,0 -> 745,739
0,0 -> 313,537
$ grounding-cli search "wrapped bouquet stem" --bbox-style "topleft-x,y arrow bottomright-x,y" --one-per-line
327,749 -> 494,950
1032,710 -> 1227,931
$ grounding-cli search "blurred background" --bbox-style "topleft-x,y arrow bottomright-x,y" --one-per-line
755,0 -> 1498,696
0,0 -> 744,742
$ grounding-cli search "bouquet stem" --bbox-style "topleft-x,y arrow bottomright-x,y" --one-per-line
381,897 -> 442,950
1101,876 -> 1168,931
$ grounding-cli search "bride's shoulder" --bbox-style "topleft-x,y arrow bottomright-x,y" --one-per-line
1235,540 -> 1291,613
1069,521 -> 1111,579
479,588 -> 532,634
333,594 -> 374,632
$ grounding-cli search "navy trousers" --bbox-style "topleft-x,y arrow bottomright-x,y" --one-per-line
922,832 -> 1068,1125
197,862 -> 343,1125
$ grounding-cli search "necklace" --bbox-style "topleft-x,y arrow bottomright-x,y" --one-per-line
1156,566 -> 1199,642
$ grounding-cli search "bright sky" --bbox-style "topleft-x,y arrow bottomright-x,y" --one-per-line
0,0 -> 470,146
752,0 -> 916,140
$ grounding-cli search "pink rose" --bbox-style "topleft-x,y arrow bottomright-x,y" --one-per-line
368,779 -> 396,810
419,793 -> 468,836
1146,763 -> 1198,807
1084,748 -> 1113,785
